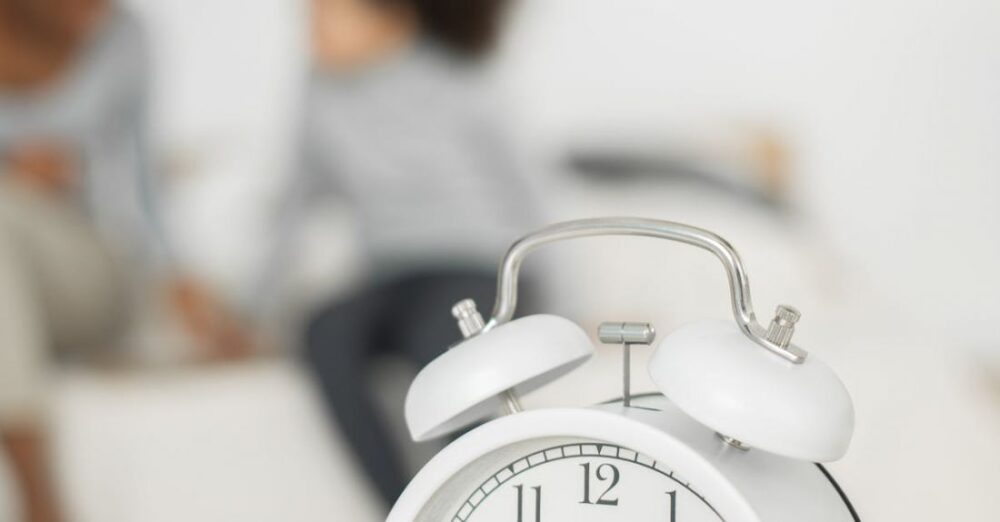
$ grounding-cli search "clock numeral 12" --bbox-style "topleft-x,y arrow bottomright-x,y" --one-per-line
579,462 -> 620,506
513,484 -> 541,522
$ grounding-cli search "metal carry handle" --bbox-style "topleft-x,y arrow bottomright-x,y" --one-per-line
483,217 -> 807,363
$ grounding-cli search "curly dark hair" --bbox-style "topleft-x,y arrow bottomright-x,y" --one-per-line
386,0 -> 512,56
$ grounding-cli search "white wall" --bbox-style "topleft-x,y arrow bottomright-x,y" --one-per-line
495,5 -> 1000,517
72,2 -> 998,519
496,0 -> 1000,347
123,0 -> 1000,344
125,0 -> 310,303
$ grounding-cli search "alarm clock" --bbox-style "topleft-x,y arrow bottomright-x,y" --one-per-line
387,217 -> 858,522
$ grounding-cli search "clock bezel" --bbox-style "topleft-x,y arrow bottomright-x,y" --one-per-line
389,398 -> 857,522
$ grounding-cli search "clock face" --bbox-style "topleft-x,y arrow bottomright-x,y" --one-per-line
434,439 -> 723,522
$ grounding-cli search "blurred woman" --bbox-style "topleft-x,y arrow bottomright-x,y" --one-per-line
289,0 -> 538,506
0,3 -> 150,520
0,1 -> 246,520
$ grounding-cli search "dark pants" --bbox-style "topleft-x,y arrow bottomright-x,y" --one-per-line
303,269 -> 497,505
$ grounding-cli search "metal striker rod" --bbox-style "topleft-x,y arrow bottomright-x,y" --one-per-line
599,322 -> 656,408
623,343 -> 632,407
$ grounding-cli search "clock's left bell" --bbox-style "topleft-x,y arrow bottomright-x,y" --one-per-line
405,300 -> 594,441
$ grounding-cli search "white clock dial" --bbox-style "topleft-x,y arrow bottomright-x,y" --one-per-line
450,440 -> 722,522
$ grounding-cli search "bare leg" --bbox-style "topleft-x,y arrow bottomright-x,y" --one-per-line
1,427 -> 61,522
0,188 -> 62,522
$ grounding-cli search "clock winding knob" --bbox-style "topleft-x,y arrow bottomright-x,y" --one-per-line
452,299 -> 486,338
765,305 -> 800,348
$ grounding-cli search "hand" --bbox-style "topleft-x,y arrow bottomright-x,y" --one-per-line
5,143 -> 78,196
166,277 -> 256,362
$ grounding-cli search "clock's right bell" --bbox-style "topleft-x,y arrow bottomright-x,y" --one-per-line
649,318 -> 855,462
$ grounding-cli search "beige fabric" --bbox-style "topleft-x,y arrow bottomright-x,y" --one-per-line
0,178 -> 126,426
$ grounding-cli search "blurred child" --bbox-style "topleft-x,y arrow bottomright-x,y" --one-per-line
289,0 -> 537,506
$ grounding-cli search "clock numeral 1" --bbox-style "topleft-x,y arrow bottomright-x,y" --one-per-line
514,484 -> 541,522
579,462 -> 620,506
666,490 -> 677,522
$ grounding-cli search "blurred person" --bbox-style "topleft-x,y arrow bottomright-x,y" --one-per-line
284,0 -> 538,506
0,1 -> 249,520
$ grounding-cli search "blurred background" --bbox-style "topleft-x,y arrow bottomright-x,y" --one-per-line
0,0 -> 998,520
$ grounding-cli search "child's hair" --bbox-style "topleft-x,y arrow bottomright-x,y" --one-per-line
382,0 -> 511,56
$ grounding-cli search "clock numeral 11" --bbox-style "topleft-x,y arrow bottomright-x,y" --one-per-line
513,484 -> 541,522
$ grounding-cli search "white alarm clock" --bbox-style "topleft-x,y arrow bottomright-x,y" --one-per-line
387,218 -> 858,522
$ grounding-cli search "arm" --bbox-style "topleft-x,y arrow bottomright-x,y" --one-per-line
122,10 -> 172,274
110,11 -> 252,359
252,98 -> 335,322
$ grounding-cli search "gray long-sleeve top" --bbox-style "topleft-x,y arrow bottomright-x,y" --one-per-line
269,42 -> 538,292
0,5 -> 167,271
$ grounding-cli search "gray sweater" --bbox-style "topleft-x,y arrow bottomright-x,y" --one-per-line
283,43 -> 537,280
0,6 -> 165,270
